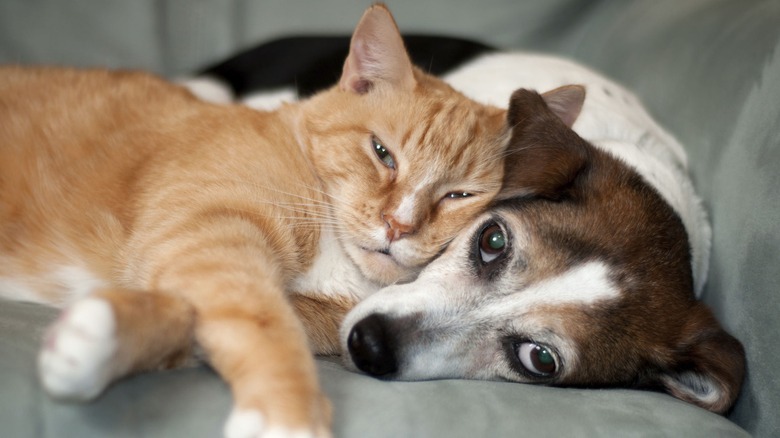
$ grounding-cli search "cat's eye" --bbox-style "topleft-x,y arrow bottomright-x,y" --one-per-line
514,341 -> 559,378
372,137 -> 395,170
444,192 -> 473,200
479,223 -> 506,263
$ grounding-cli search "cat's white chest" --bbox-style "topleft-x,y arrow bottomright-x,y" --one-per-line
290,229 -> 379,300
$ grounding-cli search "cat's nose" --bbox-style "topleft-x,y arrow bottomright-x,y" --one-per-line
382,213 -> 415,242
347,314 -> 398,377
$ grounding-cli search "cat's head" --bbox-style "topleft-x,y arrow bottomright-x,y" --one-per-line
298,5 -> 584,285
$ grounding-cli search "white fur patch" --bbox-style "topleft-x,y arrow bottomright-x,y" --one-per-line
224,408 -> 321,438
390,175 -> 434,231
49,265 -> 107,302
662,371 -> 721,407
177,76 -> 235,104
178,77 -> 296,110
291,229 -> 379,300
224,409 -> 265,438
38,297 -> 118,400
519,261 -> 620,307
0,275 -> 41,303
393,192 -> 416,225
0,265 -> 106,305
242,88 -> 298,111
263,428 -> 320,438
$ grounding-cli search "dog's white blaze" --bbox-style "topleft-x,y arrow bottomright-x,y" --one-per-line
510,261 -> 619,309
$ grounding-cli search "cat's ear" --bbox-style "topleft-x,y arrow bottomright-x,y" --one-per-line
339,4 -> 416,94
541,85 -> 586,128
497,88 -> 589,201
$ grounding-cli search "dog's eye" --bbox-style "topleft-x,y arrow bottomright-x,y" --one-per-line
479,224 -> 506,263
515,342 -> 558,378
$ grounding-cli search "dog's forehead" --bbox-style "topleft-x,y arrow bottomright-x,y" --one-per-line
431,208 -> 620,322
425,208 -> 622,306
472,259 -> 622,336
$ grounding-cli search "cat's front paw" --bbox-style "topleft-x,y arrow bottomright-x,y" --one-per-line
38,297 -> 118,401
223,402 -> 332,438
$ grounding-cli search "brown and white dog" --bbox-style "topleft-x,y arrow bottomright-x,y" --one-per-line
186,46 -> 745,414
339,53 -> 745,414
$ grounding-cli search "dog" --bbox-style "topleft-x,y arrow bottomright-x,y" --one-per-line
338,53 -> 745,414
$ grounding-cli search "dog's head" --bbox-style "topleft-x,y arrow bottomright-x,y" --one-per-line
340,88 -> 745,414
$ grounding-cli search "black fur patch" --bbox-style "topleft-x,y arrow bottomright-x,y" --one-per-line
199,35 -> 493,97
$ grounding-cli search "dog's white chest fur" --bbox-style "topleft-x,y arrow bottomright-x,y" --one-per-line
444,53 -> 711,296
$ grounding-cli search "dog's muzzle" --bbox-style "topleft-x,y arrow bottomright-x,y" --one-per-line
347,314 -> 399,377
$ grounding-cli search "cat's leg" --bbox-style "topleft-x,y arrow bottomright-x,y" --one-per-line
39,289 -> 196,401
290,293 -> 356,356
142,222 -> 331,438
197,293 -> 331,438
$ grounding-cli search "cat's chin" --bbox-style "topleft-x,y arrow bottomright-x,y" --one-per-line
348,245 -> 418,286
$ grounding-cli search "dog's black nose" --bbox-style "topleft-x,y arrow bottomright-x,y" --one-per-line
347,314 -> 398,377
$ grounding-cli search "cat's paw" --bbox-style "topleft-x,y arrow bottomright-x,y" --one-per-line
38,297 -> 118,401
223,408 -> 331,438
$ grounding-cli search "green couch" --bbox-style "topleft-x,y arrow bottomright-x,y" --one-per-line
1,1 -> 777,436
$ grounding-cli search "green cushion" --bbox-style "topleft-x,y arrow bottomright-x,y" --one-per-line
0,300 -> 749,437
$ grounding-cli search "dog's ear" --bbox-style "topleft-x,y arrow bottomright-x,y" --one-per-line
497,87 -> 589,201
339,4 -> 416,94
655,303 -> 745,414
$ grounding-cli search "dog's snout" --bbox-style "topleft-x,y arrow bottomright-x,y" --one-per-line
347,314 -> 398,377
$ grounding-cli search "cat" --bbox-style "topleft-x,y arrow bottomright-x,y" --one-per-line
0,5 -> 585,438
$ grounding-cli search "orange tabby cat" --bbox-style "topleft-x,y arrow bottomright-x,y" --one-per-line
0,5 -> 584,438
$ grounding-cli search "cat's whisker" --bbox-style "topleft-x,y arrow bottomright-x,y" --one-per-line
480,146 -> 518,163
270,207 -> 331,216
195,178 -> 334,208
197,204 -> 340,227
292,183 -> 352,206
274,202 -> 329,209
